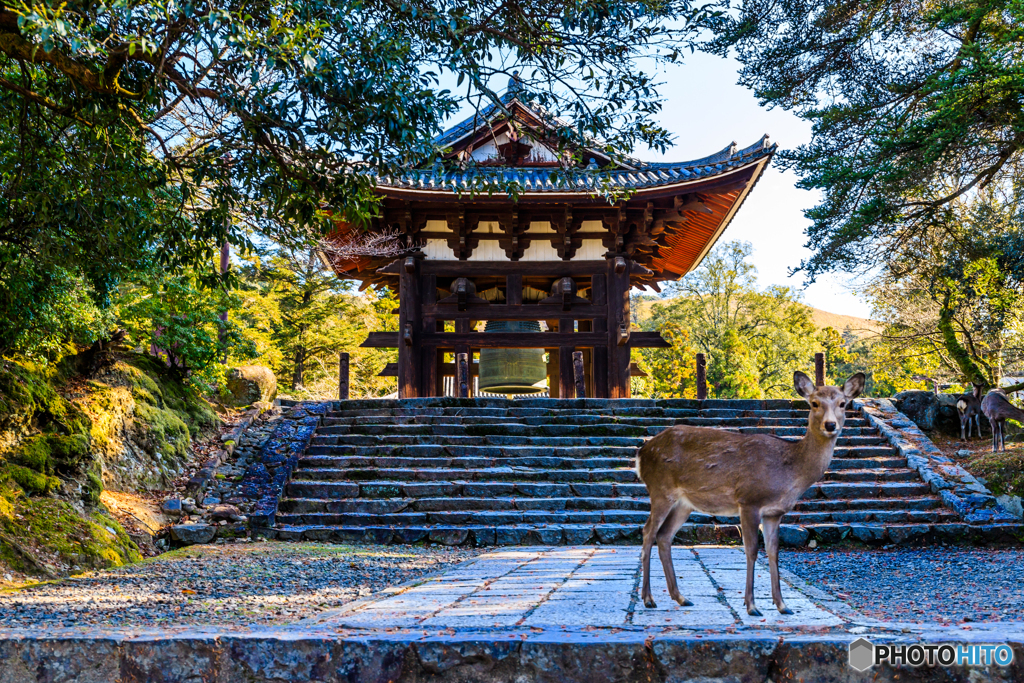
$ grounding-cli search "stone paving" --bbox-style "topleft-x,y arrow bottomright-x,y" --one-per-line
313,545 -> 852,631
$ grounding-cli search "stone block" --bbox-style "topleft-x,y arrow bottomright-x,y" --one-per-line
170,523 -> 216,545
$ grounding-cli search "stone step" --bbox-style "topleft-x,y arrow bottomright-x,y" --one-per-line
304,443 -> 894,460
292,456 -> 911,478
321,417 -> 872,428
278,496 -> 961,525
268,521 -> 1024,546
309,421 -> 872,438
792,496 -> 942,512
284,477 -> 932,500
309,429 -> 880,446
274,505 -> 963,528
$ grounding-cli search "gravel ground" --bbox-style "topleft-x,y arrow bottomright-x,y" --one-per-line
0,542 -> 480,629
785,548 -> 1024,624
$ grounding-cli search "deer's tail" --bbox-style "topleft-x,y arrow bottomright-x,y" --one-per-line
634,445 -> 645,483
956,398 -> 968,415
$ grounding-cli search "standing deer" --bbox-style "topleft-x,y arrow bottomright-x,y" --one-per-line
636,371 -> 865,616
956,384 -> 984,441
981,388 -> 1024,452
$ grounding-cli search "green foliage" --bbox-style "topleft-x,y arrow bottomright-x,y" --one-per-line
710,0 -> 1024,279
636,242 -> 818,399
0,0 -> 713,361
866,186 -> 1024,389
111,267 -> 258,391
239,247 -> 398,398
970,450 -> 1024,499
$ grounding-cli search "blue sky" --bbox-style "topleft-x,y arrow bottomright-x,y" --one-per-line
638,51 -> 872,318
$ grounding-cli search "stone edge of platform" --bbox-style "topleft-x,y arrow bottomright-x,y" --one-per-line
0,626 -> 1021,683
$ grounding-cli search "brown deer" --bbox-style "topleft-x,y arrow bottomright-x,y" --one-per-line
981,388 -> 1024,452
636,371 -> 865,616
956,384 -> 984,441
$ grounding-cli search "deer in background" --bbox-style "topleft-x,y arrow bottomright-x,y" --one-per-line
981,388 -> 1024,452
636,371 -> 865,616
956,384 -> 984,441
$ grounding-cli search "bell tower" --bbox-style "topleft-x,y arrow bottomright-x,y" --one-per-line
323,88 -> 776,398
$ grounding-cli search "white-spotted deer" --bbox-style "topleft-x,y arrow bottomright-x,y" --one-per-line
981,388 -> 1024,452
636,371 -> 865,616
956,384 -> 983,441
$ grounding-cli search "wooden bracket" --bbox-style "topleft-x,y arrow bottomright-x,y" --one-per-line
614,256 -> 627,274
403,256 -> 416,273
617,322 -> 631,346
403,323 -> 414,347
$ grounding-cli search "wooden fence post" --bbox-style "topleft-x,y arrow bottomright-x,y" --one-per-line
338,352 -> 350,400
572,351 -> 586,398
696,353 -> 707,401
456,352 -> 470,398
814,352 -> 825,387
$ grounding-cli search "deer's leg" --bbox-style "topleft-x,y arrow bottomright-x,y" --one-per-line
991,418 -> 999,452
739,506 -> 763,617
641,495 -> 676,609
961,418 -> 966,441
656,504 -> 693,606
999,420 -> 1006,452
761,515 -> 791,615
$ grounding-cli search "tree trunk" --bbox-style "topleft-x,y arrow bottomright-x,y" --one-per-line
938,293 -> 991,390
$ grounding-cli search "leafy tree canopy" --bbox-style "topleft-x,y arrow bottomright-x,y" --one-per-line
709,0 -> 1024,279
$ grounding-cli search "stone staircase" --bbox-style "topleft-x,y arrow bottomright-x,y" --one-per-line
269,398 -> 1019,546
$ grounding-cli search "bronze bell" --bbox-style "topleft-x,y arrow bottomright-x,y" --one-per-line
478,320 -> 548,395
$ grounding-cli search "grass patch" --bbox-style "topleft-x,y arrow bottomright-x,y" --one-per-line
969,448 -> 1024,498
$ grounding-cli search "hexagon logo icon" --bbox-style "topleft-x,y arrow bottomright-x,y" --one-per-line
849,638 -> 874,672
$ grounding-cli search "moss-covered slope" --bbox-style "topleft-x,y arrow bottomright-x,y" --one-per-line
0,349 -> 217,578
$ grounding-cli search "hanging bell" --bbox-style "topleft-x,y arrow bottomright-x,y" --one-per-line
478,320 -> 548,394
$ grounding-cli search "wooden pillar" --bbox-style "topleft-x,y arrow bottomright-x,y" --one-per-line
696,353 -> 707,400
591,273 -> 609,398
607,259 -> 631,398
559,345 -> 575,399
572,351 -> 586,399
558,317 -> 574,399
814,352 -> 825,387
421,273 -> 437,397
547,348 -> 560,398
338,352 -> 350,400
456,352 -> 470,398
398,258 -> 421,398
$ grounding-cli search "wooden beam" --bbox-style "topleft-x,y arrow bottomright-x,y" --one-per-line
815,352 -> 825,387
416,261 -> 610,276
378,362 -> 398,377
456,352 -> 470,398
362,330 -> 668,349
420,304 -> 605,320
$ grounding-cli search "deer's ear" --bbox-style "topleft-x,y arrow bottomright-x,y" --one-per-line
793,371 -> 815,398
843,373 -> 866,399
973,383 -> 983,399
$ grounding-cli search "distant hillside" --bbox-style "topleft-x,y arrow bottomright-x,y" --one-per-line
633,295 -> 881,339
809,308 -> 882,338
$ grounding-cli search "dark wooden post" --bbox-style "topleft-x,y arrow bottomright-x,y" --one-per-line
590,273 -> 609,398
421,273 -> 437,397
338,352 -> 350,400
559,346 -> 575,399
607,258 -> 631,398
572,351 -> 586,398
696,353 -> 707,401
397,257 -> 421,398
456,352 -> 470,398
814,352 -> 825,387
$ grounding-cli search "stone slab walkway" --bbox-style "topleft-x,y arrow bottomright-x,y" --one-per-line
313,546 -> 850,630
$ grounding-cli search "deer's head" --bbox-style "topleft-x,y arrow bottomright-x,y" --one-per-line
794,371 -> 866,438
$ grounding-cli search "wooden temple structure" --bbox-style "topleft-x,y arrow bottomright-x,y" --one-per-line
325,87 -> 775,399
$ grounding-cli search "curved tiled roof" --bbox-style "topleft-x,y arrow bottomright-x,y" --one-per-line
376,135 -> 775,194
